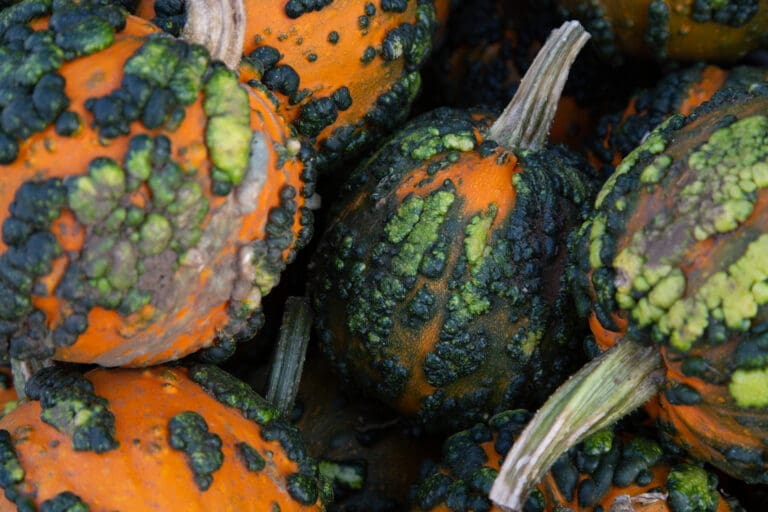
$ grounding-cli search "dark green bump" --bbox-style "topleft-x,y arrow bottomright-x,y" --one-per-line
26,367 -> 119,453
54,15 -> 114,56
235,441 -> 265,472
287,472 -> 319,505
39,491 -> 89,512
168,411 -> 224,492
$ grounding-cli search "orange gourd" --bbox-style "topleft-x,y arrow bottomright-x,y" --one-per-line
136,0 -> 440,170
0,364 -> 330,510
558,0 -> 768,62
588,63 -> 768,175
0,0 -> 315,367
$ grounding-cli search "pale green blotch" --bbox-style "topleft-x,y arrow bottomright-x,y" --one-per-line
648,269 -> 685,310
385,195 -> 424,244
729,367 -> 768,407
203,68 -> 251,185
640,154 -> 672,184
391,190 -> 455,277
139,213 -> 173,256
124,36 -> 180,86
664,235 -> 768,351
588,213 -> 607,269
464,205 -> 497,265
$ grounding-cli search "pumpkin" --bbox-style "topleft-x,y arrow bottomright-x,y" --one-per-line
557,0 -> 768,63
309,21 -> 594,431
0,0 -> 315,368
136,0 -> 440,171
412,410 -> 741,512
588,63 -> 768,176
0,364 -> 331,510
490,88 -> 768,509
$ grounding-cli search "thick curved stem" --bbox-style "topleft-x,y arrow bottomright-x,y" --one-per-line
183,0 -> 246,69
488,20 -> 590,153
489,339 -> 666,511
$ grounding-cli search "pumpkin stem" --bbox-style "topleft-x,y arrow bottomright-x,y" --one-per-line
11,357 -> 54,402
489,339 -> 666,511
488,20 -> 589,152
183,0 -> 246,69
266,296 -> 313,416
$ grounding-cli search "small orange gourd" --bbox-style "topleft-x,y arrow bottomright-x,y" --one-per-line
136,0 -> 440,170
0,364 -> 330,510
0,0 -> 315,367
558,0 -> 768,63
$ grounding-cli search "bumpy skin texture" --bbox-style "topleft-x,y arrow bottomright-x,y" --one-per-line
570,89 -> 768,484
310,107 -> 594,431
138,0 -> 439,171
0,364 -> 330,511
558,0 -> 768,63
0,0 -> 315,366
589,64 -> 768,176
411,410 -> 738,512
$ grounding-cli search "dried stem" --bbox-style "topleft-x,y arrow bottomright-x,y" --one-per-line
489,339 -> 666,511
488,20 -> 590,152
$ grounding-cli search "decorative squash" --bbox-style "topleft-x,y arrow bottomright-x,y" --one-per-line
0,0 -> 315,367
0,364 -> 330,510
309,22 -> 594,431
136,0 -> 440,171
557,0 -> 768,63
589,63 -> 768,176
412,410 -> 741,512
490,88 -> 768,509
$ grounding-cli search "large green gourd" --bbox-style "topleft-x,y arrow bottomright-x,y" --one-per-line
310,22 -> 594,431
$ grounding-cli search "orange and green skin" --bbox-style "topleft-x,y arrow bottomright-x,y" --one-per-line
558,0 -> 768,63
138,0 -> 439,171
310,107 -> 594,431
411,410 -> 737,512
570,88 -> 768,484
589,63 -> 768,177
0,0 -> 315,366
0,364 -> 331,511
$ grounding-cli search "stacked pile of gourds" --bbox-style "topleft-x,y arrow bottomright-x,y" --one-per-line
0,0 -> 767,510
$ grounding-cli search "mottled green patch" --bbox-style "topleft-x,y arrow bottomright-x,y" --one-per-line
729,367 -> 768,407
667,464 -> 721,512
26,367 -> 118,453
188,364 -> 278,425
40,491 -> 89,512
595,116 -> 678,208
391,189 -> 455,277
464,205 -> 497,265
400,127 -> 475,160
168,411 -> 224,491
385,195 -> 423,244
